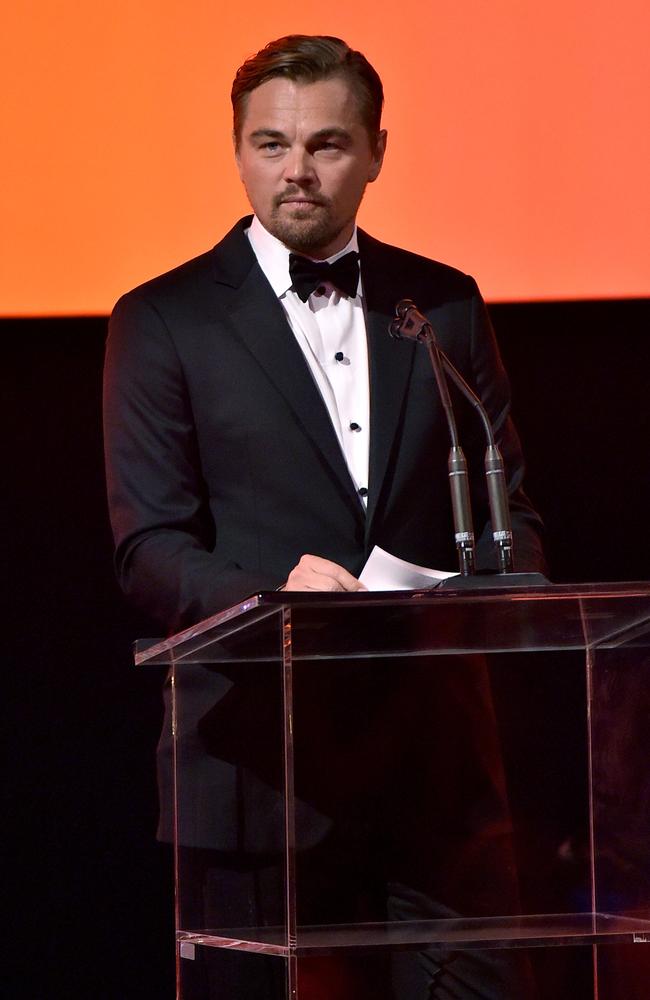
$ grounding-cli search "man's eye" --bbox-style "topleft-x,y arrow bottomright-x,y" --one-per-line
313,142 -> 345,156
261,142 -> 282,152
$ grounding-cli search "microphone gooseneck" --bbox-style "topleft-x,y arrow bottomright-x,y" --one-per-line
391,299 -> 476,577
390,299 -> 514,575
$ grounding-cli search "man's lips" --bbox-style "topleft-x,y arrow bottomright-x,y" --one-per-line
277,197 -> 326,207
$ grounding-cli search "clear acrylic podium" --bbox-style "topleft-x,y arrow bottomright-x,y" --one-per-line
136,582 -> 650,999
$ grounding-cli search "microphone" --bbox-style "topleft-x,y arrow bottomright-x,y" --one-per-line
389,298 -> 429,341
391,300 -> 476,576
390,299 -> 514,575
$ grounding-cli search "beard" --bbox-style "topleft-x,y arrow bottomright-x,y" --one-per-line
262,189 -> 360,257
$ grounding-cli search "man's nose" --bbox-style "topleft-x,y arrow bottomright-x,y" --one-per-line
283,147 -> 316,185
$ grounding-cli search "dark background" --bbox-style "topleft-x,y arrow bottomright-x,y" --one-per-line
5,299 -> 650,998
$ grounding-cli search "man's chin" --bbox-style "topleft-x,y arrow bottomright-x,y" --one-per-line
267,214 -> 343,256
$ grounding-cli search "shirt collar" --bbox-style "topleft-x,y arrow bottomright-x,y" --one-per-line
247,215 -> 361,299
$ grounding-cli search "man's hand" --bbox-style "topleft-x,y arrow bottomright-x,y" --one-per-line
283,554 -> 367,592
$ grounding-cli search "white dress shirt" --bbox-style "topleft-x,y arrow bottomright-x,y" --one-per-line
247,216 -> 370,506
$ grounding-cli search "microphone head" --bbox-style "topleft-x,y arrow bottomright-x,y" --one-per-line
396,298 -> 415,319
390,298 -> 431,342
389,299 -> 416,339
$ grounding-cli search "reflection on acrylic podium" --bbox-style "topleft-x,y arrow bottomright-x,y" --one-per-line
136,582 -> 650,999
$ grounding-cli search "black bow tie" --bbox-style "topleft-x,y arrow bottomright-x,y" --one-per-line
288,251 -> 360,302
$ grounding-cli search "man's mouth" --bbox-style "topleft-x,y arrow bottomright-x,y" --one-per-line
276,195 -> 326,208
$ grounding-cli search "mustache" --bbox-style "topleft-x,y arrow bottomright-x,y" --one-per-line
273,189 -> 329,209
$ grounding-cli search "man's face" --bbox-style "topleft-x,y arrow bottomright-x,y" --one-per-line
235,76 -> 387,259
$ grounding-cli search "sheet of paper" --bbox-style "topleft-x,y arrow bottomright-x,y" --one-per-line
359,545 -> 459,591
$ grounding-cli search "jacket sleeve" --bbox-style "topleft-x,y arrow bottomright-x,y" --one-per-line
103,291 -> 281,634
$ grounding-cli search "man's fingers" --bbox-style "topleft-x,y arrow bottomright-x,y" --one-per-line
284,554 -> 367,592
301,554 -> 362,590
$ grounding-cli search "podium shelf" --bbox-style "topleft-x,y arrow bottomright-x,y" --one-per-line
178,911 -> 650,956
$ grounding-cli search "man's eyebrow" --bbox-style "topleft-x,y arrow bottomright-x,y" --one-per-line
248,129 -> 287,141
310,127 -> 353,143
247,127 -> 354,143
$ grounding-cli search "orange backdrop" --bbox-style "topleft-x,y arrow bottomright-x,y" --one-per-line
2,0 -> 649,315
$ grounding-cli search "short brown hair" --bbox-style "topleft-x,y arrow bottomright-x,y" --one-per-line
232,35 -> 384,146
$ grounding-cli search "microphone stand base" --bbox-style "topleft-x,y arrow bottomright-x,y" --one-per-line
438,572 -> 551,592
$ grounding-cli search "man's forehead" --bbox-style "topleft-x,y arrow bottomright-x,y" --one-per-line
241,76 -> 364,131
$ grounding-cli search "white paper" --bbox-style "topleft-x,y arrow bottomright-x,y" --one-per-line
359,545 -> 459,591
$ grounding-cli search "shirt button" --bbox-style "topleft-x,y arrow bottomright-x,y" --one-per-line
358,487 -> 368,497
334,351 -> 351,366
349,422 -> 361,432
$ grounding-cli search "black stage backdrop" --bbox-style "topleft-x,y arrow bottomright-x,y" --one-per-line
5,300 -> 650,998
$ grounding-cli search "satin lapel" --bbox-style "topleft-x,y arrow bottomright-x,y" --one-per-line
212,228 -> 364,518
360,232 -> 417,534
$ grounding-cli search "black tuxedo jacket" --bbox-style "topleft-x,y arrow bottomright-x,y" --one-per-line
104,217 -> 545,852
104,217 -> 544,635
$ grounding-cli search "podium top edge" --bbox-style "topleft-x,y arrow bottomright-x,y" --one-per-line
134,580 -> 650,665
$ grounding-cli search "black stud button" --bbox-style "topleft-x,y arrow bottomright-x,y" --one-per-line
358,487 -> 368,497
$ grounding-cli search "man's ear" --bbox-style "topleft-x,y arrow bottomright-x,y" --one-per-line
233,131 -> 243,178
369,129 -> 387,183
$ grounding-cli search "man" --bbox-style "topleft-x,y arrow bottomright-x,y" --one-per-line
104,35 -> 543,999
104,34 -> 544,636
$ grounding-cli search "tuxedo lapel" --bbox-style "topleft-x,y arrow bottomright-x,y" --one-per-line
359,231 -> 417,535
211,220 -> 365,520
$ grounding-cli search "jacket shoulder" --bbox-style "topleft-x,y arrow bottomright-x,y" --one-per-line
358,230 -> 477,295
111,216 -> 254,315
117,248 -> 216,306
